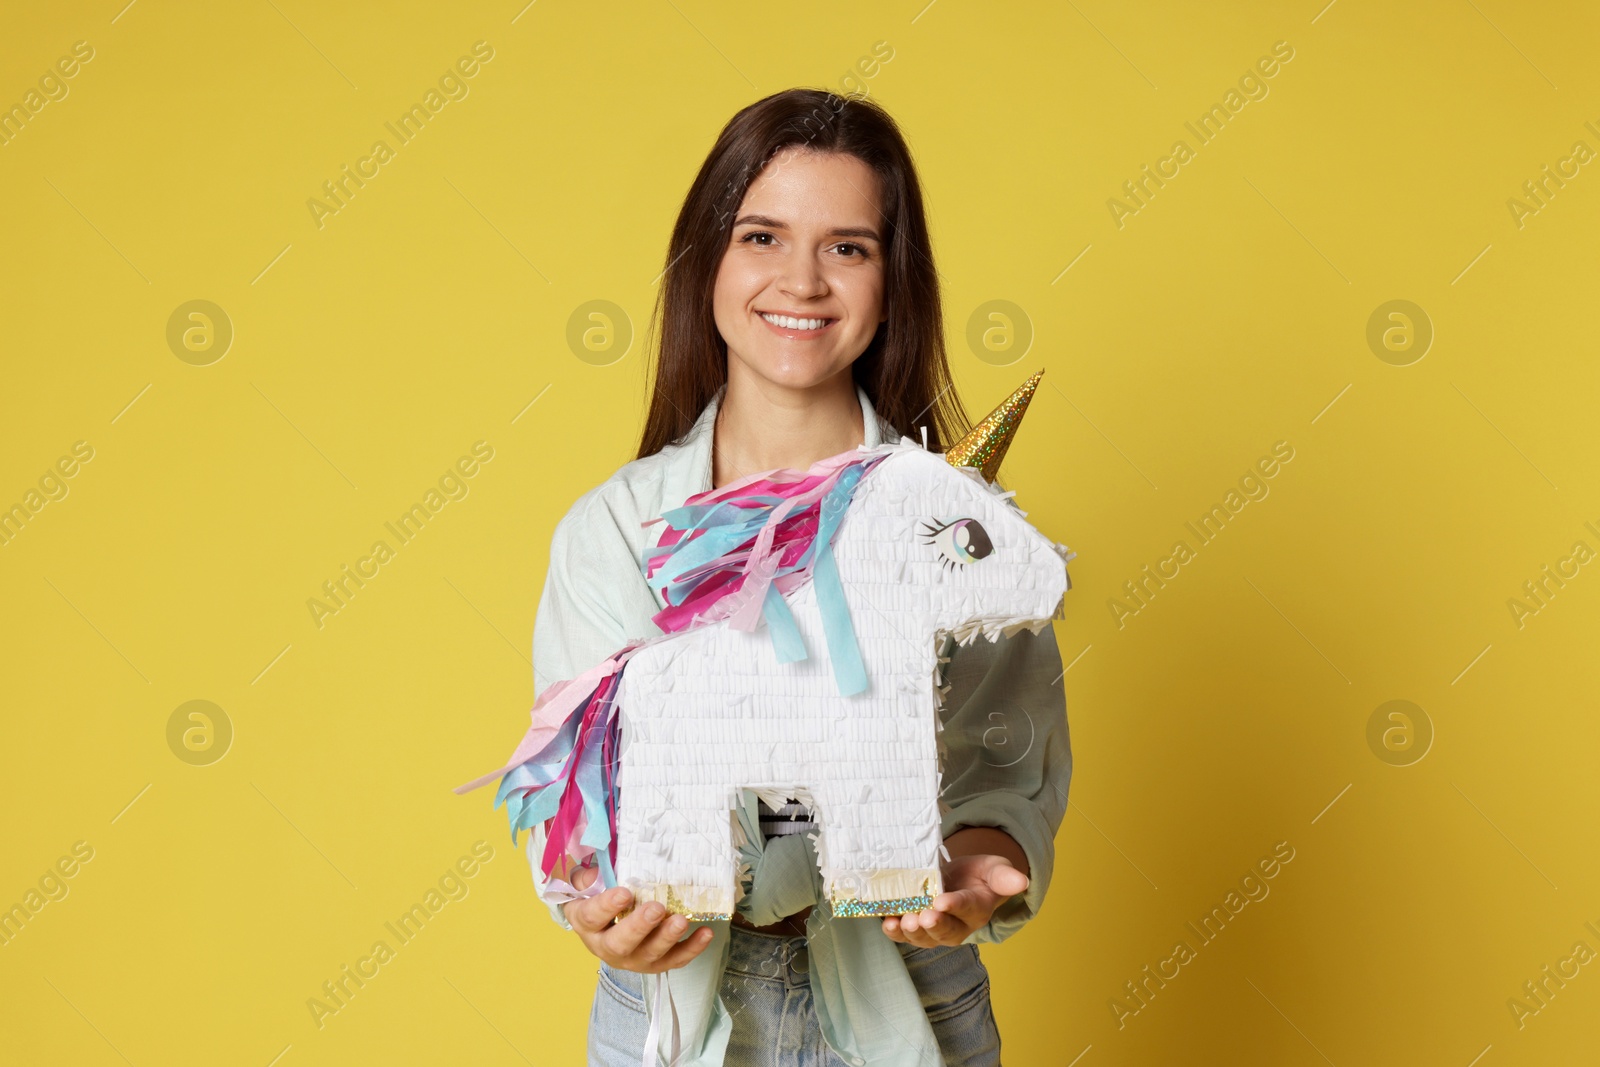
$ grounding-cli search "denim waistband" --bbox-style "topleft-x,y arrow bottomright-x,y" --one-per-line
724,923 -> 812,989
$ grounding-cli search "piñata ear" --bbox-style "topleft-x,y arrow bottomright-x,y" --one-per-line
944,369 -> 1043,482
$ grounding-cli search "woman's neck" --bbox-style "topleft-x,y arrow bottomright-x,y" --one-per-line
711,365 -> 865,488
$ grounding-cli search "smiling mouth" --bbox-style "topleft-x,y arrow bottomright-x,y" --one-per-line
757,311 -> 838,335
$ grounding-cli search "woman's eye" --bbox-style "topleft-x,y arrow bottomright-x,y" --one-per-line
741,231 -> 776,246
918,518 -> 994,570
834,242 -> 868,258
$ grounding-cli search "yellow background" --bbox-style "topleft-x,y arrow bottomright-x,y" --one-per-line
2,1 -> 1596,1064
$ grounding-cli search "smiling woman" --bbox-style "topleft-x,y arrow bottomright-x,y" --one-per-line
637,89 -> 969,467
708,148 -> 894,483
511,87 -> 1070,1067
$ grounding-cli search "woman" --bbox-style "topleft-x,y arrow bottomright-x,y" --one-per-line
530,88 -> 1071,1067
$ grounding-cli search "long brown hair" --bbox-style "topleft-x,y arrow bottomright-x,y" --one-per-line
635,88 -> 970,460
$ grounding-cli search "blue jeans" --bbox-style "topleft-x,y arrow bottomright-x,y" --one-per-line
588,924 -> 1001,1066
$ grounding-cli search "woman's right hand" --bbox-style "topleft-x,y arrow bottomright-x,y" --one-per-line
564,863 -> 716,973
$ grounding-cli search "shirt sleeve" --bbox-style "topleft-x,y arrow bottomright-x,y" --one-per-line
526,492 -> 658,931
934,624 -> 1072,945
531,496 -> 637,702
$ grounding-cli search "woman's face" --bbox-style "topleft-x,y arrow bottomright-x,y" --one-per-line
712,147 -> 888,391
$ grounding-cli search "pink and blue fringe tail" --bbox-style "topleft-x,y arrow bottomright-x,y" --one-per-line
494,659 -> 627,887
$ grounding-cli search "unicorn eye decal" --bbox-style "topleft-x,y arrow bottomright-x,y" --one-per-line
918,518 -> 994,571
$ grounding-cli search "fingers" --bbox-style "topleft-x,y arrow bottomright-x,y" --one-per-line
568,887 -> 715,972
889,906 -> 967,947
602,899 -> 670,956
904,862 -> 1026,945
897,913 -> 944,947
568,885 -> 633,935
651,925 -> 717,971
914,907 -> 966,945
881,856 -> 1030,948
601,900 -> 716,971
930,887 -> 989,924
986,863 -> 1029,898
633,908 -> 693,963
571,864 -> 600,892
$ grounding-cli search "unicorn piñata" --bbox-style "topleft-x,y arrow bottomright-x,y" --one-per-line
455,370 -> 1073,923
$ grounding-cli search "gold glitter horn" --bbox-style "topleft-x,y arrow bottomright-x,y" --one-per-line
944,369 -> 1044,482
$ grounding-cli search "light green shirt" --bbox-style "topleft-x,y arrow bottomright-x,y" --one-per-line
527,382 -> 1072,1064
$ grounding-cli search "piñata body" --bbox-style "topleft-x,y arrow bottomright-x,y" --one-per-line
457,377 -> 1071,923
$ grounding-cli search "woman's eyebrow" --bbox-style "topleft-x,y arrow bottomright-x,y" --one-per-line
732,214 -> 881,241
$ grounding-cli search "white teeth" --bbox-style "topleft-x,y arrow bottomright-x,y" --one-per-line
760,312 -> 832,331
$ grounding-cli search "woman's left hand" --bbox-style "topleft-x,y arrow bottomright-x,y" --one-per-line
880,853 -> 1029,948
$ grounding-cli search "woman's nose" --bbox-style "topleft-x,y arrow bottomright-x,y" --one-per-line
778,256 -> 828,298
